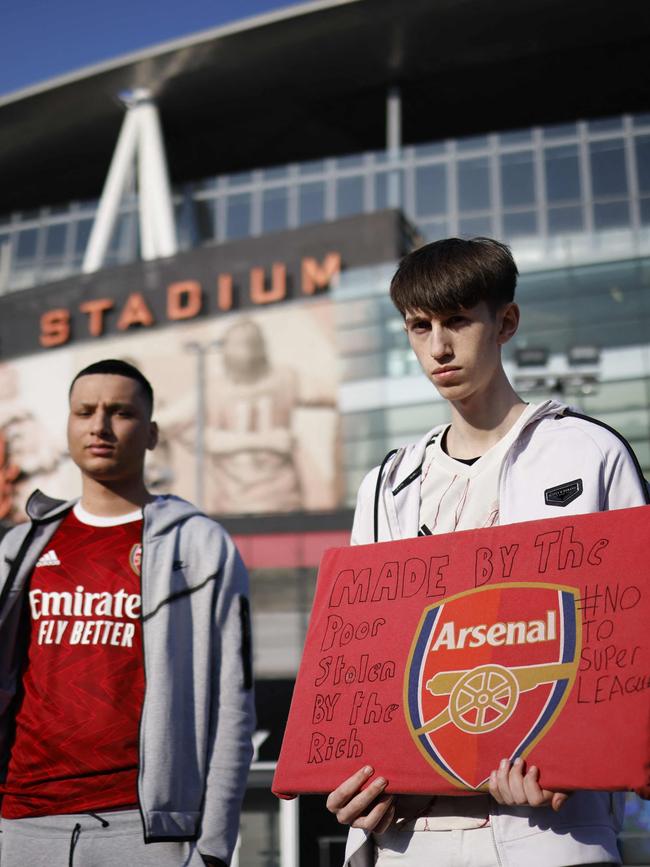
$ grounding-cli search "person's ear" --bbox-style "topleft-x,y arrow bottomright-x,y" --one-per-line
147,421 -> 159,451
497,302 -> 520,346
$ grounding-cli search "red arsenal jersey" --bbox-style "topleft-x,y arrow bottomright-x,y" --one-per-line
1,503 -> 145,818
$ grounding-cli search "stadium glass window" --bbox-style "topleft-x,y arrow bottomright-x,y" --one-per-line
413,141 -> 447,158
194,177 -> 217,192
632,113 -> 650,128
107,212 -> 136,260
502,210 -> 538,238
15,228 -> 38,261
500,151 -> 536,207
262,165 -> 288,181
640,198 -> 650,225
262,187 -> 289,234
387,348 -> 425,378
194,199 -> 216,242
226,193 -> 251,240
590,139 -> 628,198
298,182 -> 325,225
459,214 -> 493,237
375,171 -> 402,210
418,218 -> 449,242
635,136 -> 650,194
375,172 -> 388,210
174,200 -> 194,251
580,378 -> 648,415
458,157 -> 491,211
547,205 -> 584,234
337,154 -> 365,169
639,199 -> 650,226
499,128 -> 533,146
73,219 -> 93,254
299,159 -> 326,176
44,223 -> 67,258
457,134 -> 490,152
336,176 -> 364,218
227,171 -> 252,188
543,122 -> 578,140
415,164 -> 447,216
593,200 -> 630,230
545,145 -> 581,203
587,116 -> 623,134
344,435 -> 394,469
48,203 -> 69,216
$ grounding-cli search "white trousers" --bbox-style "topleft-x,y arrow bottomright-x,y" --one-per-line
374,825 -> 499,867
373,825 -> 615,867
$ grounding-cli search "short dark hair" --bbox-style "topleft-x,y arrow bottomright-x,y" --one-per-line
69,359 -> 154,415
390,237 -> 518,317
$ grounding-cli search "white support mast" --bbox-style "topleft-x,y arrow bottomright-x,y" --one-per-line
82,88 -> 178,274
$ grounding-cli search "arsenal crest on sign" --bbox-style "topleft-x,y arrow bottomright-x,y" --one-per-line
404,583 -> 581,790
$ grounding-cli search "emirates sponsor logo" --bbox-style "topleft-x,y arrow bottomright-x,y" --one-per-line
29,586 -> 141,620
28,585 -> 142,648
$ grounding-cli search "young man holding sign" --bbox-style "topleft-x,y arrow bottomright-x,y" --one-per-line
327,238 -> 648,866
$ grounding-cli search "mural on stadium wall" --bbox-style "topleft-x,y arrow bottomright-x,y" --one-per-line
0,300 -> 340,522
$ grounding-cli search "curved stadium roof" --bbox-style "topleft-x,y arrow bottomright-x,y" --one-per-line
1,0 -> 649,212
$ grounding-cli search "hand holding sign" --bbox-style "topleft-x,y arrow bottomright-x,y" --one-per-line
489,757 -> 569,811
325,766 -> 395,833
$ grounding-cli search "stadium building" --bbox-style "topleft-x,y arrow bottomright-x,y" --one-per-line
1,0 -> 650,863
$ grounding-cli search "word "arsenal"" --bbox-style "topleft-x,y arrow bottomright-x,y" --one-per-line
432,610 -> 557,651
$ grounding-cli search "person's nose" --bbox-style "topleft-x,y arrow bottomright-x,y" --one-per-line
91,408 -> 111,437
428,325 -> 452,361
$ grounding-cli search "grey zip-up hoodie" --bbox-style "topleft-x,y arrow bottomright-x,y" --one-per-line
0,491 -> 255,865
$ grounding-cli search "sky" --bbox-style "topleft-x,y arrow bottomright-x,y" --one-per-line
0,0 -> 308,97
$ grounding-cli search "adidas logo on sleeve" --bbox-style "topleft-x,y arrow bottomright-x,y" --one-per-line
35,550 -> 61,568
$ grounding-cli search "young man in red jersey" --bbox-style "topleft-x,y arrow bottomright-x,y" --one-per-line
326,238 -> 649,867
0,359 -> 254,867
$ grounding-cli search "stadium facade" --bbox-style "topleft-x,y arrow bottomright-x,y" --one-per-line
1,1 -> 650,864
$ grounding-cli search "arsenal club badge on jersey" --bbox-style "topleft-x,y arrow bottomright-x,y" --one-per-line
273,506 -> 650,798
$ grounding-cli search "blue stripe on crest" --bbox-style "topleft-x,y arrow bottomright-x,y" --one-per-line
408,607 -> 441,727
561,590 -> 577,663
407,605 -> 466,786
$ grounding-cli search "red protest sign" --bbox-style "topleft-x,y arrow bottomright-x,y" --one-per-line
272,506 -> 650,797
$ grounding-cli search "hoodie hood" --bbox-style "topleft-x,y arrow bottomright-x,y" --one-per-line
25,490 -> 75,522
143,494 -> 204,536
387,399 -> 567,494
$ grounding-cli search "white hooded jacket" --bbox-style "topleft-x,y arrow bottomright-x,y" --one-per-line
344,400 -> 649,867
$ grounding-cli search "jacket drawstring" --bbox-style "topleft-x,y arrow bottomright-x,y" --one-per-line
68,812 -> 110,866
68,824 -> 81,867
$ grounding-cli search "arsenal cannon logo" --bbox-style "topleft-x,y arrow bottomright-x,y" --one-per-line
404,583 -> 581,790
